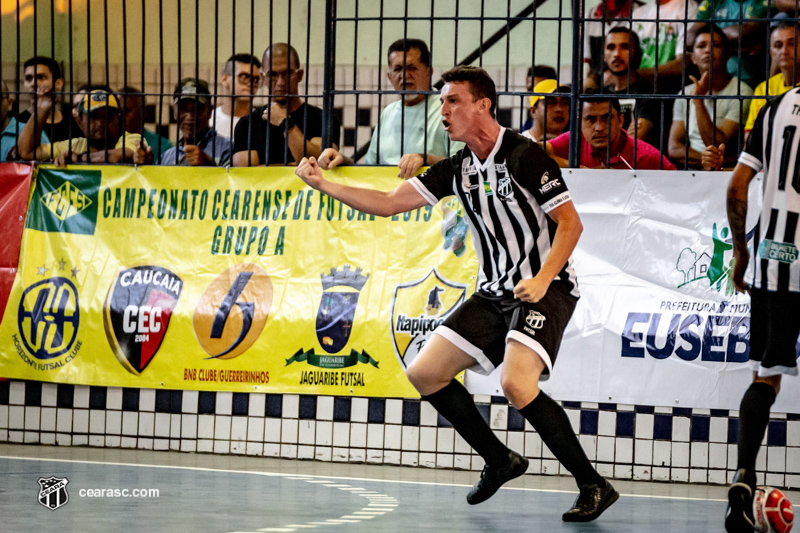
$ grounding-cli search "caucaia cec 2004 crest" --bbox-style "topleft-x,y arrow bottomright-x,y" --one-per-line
104,266 -> 183,375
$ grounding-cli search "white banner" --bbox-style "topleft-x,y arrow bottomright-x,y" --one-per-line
466,170 -> 799,412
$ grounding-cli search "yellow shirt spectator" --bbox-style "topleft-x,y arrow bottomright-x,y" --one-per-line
745,73 -> 799,131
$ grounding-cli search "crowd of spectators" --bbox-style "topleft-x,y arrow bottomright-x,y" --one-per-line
1,4 -> 798,172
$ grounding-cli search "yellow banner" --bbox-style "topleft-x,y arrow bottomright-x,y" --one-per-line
0,165 -> 478,397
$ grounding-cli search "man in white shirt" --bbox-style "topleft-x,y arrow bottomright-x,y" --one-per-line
317,39 -> 462,179
211,53 -> 262,141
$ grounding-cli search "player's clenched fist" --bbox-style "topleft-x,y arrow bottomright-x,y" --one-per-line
295,157 -> 324,188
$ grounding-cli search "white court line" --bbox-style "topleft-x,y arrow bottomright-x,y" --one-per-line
0,454 -> 735,504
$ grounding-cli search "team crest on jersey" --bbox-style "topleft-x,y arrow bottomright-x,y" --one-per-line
525,310 -> 546,329
497,177 -> 514,201
38,476 -> 69,511
104,266 -> 183,375
390,269 -> 468,368
193,263 -> 273,360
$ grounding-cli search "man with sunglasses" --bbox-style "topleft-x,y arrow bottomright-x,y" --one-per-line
232,43 -> 339,166
212,53 -> 262,141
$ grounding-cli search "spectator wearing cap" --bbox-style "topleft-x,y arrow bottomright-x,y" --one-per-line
18,88 -> 142,165
19,56 -> 82,143
212,54 -> 262,141
546,91 -> 676,170
744,17 -> 800,138
522,79 -> 570,144
603,27 -> 672,154
316,38 -> 461,178
233,43 -> 340,166
669,24 -> 752,169
522,65 -> 557,131
155,79 -> 232,166
1,81 -> 19,161
119,86 -> 173,164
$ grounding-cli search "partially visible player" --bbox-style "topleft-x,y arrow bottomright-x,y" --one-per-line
296,65 -> 618,522
725,86 -> 800,533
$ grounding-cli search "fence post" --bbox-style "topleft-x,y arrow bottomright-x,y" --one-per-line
569,0 -> 585,168
321,0 -> 337,150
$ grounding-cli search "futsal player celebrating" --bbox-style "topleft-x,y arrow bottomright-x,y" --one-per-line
296,65 -> 618,522
725,87 -> 800,533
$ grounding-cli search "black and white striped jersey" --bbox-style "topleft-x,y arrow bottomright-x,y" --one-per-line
739,87 -> 800,292
409,127 -> 579,297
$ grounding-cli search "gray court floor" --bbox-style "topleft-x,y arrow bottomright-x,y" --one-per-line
1,443 -> 791,532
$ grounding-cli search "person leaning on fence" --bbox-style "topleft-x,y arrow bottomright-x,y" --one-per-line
18,88 -> 142,166
545,91 -> 676,170
0,81 -> 19,161
296,64 -> 619,523
18,56 -> 82,143
138,79 -> 231,167
118,86 -> 173,164
668,24 -> 752,170
212,53 -> 262,141
317,38 -> 463,179
603,27 -> 673,155
232,43 -> 340,166
744,15 -> 800,141
522,79 -> 570,144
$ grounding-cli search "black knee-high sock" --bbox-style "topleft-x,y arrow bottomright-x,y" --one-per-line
519,392 -> 603,487
422,379 -> 510,467
737,382 -> 777,475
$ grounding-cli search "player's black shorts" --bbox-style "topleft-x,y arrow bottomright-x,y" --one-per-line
749,287 -> 800,376
434,282 -> 577,381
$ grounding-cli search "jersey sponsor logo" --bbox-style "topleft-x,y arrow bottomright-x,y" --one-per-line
104,266 -> 183,375
539,178 -> 562,194
462,157 -> 478,177
193,263 -> 273,360
17,276 -> 80,365
758,239 -> 799,264
38,476 -> 69,511
390,268 -> 468,368
483,181 -> 494,196
25,169 -> 101,235
494,163 -> 508,174
541,172 -> 550,185
497,177 -> 514,201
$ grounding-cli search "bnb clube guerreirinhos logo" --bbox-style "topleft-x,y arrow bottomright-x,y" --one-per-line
14,259 -> 83,371
25,169 -> 101,235
390,268 -> 467,369
104,266 -> 183,375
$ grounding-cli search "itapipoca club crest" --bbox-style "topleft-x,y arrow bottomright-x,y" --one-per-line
390,269 -> 468,368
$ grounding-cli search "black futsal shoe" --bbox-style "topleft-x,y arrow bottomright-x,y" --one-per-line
725,468 -> 756,533
561,480 -> 619,522
466,450 -> 529,505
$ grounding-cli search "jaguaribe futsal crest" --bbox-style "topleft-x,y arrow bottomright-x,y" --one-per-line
391,269 -> 468,368
316,266 -> 370,354
18,277 -> 79,359
193,263 -> 273,360
104,266 -> 182,375
38,476 -> 69,511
